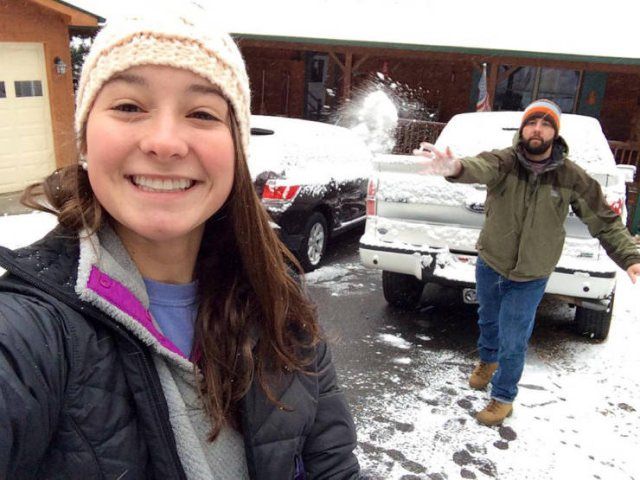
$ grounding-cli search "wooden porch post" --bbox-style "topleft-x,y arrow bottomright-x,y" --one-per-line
343,51 -> 353,100
487,62 -> 499,109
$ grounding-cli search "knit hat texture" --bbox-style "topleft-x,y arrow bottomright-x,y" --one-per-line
520,99 -> 562,136
75,7 -> 251,160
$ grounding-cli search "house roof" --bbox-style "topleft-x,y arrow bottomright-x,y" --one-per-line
214,0 -> 640,65
30,0 -> 104,27
62,0 -> 639,65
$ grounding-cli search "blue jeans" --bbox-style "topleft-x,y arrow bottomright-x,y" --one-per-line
475,257 -> 548,403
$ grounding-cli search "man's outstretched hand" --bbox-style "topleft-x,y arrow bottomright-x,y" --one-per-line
413,142 -> 462,177
627,263 -> 640,284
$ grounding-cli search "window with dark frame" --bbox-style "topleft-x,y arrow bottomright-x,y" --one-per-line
14,80 -> 43,98
494,66 -> 581,113
0,82 -> 6,98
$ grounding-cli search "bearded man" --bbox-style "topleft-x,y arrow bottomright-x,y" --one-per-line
415,99 -> 640,426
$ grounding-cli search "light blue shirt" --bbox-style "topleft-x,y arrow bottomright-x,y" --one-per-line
144,278 -> 198,358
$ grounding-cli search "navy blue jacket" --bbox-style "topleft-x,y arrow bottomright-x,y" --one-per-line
0,229 -> 360,479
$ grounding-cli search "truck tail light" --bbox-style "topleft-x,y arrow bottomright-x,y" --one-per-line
366,178 -> 378,216
262,180 -> 301,201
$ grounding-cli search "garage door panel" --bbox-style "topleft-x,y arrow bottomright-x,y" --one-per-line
0,42 -> 55,194
1,148 -> 53,163
0,138 -> 12,153
16,115 -> 50,131
0,152 -> 52,173
18,135 -> 48,153
15,100 -> 48,118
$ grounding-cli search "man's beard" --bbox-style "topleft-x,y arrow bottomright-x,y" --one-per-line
522,137 -> 553,155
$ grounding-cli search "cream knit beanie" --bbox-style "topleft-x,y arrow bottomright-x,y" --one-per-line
75,6 -> 251,159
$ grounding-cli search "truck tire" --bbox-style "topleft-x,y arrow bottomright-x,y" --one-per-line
298,212 -> 328,272
575,294 -> 614,340
382,271 -> 425,309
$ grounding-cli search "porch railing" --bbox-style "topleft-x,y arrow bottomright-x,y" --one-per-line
609,141 -> 640,179
608,141 -> 640,235
393,119 -> 447,155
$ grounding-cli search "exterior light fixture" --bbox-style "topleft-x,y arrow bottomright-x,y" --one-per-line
54,57 -> 67,75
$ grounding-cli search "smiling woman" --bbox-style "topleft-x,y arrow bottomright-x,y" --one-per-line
85,65 -> 236,279
0,7 -> 361,480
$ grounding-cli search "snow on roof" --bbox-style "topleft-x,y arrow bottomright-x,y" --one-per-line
218,0 -> 640,63
65,0 -> 640,63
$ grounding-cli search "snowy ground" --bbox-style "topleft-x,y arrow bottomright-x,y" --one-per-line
2,212 -> 639,479
306,260 -> 640,480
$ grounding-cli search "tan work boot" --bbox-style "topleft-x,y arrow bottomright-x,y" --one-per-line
476,399 -> 513,426
468,362 -> 498,390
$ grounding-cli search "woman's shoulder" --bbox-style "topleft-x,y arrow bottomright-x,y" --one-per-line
0,276 -> 85,349
0,284 -> 81,405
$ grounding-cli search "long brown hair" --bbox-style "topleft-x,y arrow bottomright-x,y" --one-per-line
22,109 -> 321,440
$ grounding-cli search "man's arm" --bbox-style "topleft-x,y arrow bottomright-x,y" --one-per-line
413,142 -> 507,186
413,143 -> 462,177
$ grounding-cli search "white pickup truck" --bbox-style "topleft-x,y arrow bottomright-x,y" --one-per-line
359,112 -> 636,340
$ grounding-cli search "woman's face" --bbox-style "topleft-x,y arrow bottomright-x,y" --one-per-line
85,65 -> 235,248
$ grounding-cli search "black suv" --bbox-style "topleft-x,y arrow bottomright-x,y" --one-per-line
249,115 -> 372,271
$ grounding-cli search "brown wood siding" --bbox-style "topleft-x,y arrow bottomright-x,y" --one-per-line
351,56 -> 475,122
241,47 -> 306,117
0,0 -> 77,167
238,41 -> 640,139
600,72 -> 640,141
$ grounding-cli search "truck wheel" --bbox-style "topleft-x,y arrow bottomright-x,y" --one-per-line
298,212 -> 328,272
575,294 -> 614,340
382,271 -> 425,309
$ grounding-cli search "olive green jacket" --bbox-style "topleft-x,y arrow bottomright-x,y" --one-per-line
448,135 -> 640,281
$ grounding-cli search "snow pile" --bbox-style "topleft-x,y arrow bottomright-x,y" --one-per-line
0,212 -> 57,247
304,264 -> 354,283
304,262 -> 374,297
0,212 -> 58,275
378,333 -> 412,350
392,357 -> 412,365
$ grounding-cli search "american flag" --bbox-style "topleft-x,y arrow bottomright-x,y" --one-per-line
476,63 -> 491,112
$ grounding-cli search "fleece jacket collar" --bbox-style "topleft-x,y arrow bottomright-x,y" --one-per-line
75,225 -> 194,371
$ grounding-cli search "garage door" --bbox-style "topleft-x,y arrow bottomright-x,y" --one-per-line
0,43 -> 55,194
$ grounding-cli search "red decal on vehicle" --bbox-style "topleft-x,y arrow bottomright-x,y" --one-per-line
609,198 -> 623,215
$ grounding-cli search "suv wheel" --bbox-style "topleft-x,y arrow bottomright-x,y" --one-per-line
575,293 -> 614,340
299,212 -> 328,272
382,271 -> 425,309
